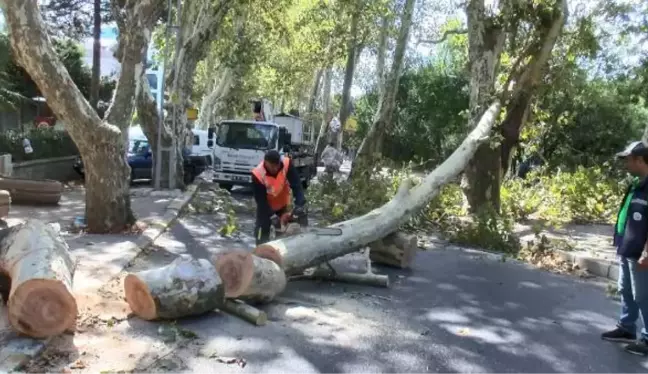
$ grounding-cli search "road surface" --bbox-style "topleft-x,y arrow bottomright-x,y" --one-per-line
116,188 -> 647,373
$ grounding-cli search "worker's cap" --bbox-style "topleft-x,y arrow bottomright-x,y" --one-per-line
616,140 -> 648,158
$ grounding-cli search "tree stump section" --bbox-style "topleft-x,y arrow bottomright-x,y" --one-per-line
252,102 -> 501,276
369,231 -> 417,269
0,219 -> 77,338
124,255 -> 225,320
214,251 -> 286,304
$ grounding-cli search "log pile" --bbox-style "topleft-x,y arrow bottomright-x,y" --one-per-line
0,219 -> 78,338
120,102 -> 501,325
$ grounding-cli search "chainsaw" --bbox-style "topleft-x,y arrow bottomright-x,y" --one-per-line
271,207 -> 342,238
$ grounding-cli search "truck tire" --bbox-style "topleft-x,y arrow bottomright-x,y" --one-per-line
0,177 -> 63,205
219,183 -> 233,192
0,189 -> 10,218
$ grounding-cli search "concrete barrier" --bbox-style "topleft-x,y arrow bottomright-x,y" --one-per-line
10,156 -> 80,182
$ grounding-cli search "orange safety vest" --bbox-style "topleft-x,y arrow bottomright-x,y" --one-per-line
251,156 -> 291,211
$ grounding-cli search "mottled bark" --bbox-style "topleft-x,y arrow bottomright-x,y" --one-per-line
105,0 -> 162,130
196,67 -> 234,129
376,15 -> 389,98
352,0 -> 416,175
460,0 -> 506,214
499,0 -> 567,176
2,0 -> 136,232
338,8 -> 361,150
137,0 -> 234,189
308,69 -> 323,144
314,68 -> 332,160
90,0 -> 102,109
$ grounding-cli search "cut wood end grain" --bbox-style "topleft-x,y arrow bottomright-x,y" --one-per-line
123,274 -> 157,320
8,279 -> 77,338
213,251 -> 255,298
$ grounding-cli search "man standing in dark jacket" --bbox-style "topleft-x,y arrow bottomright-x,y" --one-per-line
251,150 -> 307,245
601,141 -> 648,356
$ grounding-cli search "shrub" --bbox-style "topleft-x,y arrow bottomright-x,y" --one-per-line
0,127 -> 78,162
501,165 -> 624,224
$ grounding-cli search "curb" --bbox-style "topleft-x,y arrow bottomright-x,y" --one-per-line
0,183 -> 200,373
555,250 -> 619,281
135,183 -> 199,250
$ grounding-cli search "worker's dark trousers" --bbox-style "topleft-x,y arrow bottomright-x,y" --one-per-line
254,206 -> 288,246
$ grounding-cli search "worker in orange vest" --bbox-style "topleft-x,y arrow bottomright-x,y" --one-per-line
252,150 -> 307,245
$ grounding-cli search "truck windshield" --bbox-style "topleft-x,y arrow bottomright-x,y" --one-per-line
216,122 -> 277,150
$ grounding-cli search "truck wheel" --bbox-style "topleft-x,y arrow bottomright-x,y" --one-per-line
219,183 -> 233,191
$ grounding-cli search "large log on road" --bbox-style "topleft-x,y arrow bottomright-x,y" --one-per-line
124,255 -> 224,320
0,219 -> 77,338
254,102 -> 501,275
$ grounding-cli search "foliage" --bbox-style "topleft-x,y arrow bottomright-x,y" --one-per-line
0,127 -> 79,162
501,166 -> 626,224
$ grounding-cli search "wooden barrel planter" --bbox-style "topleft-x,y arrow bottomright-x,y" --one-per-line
0,190 -> 10,218
0,177 -> 63,205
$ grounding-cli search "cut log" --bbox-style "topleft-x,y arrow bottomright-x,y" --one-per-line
291,269 -> 390,288
0,177 -> 63,205
0,219 -> 77,338
220,299 -> 267,326
213,252 -> 286,303
369,231 -> 417,269
253,102 -> 501,275
124,254 -> 224,320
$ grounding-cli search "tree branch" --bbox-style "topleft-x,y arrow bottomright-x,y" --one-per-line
419,28 -> 468,44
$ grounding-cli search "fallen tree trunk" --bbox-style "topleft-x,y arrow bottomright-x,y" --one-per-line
124,255 -> 224,320
254,102 -> 501,275
369,231 -> 417,269
213,251 -> 286,304
0,219 -> 77,338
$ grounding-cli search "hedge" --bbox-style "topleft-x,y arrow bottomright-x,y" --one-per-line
0,127 -> 78,162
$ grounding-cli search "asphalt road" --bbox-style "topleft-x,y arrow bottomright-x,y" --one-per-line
122,187 -> 648,373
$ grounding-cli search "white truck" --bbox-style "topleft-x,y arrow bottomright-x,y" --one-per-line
208,101 -> 316,191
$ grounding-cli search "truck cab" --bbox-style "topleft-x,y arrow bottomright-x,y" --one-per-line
208,118 -> 316,191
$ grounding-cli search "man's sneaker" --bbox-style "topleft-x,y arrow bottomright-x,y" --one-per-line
601,328 -> 636,343
624,339 -> 648,356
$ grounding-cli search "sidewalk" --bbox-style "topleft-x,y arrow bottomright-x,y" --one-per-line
515,222 -> 618,280
0,184 -> 198,372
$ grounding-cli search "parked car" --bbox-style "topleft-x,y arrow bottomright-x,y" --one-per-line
73,127 -> 211,184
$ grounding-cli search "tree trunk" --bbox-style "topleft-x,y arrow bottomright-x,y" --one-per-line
338,8 -> 361,150
376,15 -> 389,98
314,68 -> 332,160
138,0 -> 234,189
499,0 -> 567,176
89,0 -> 101,109
196,67 -> 234,129
0,220 -> 77,338
308,69 -> 324,144
352,0 -> 416,173
2,0 -> 137,232
460,0 -> 506,214
124,255 -> 225,320
213,251 -> 286,304
254,102 -> 501,275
